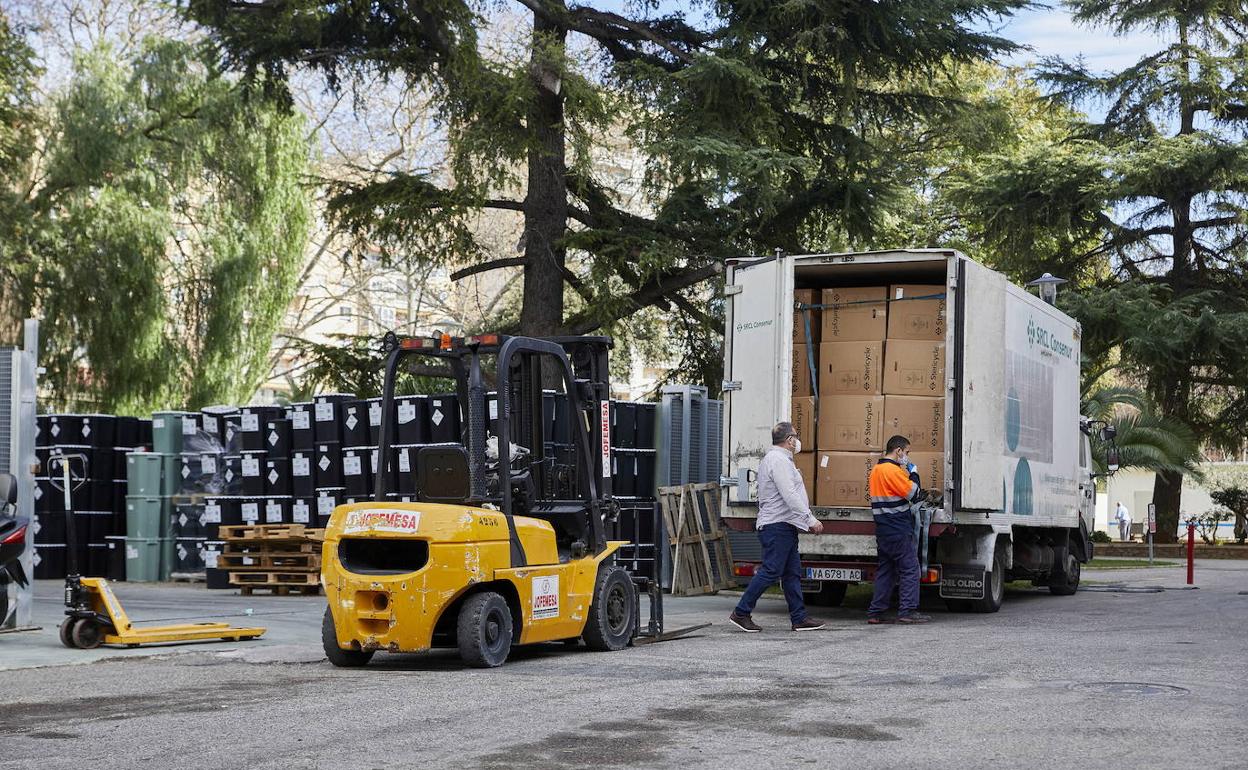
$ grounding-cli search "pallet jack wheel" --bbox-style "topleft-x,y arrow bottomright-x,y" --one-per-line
71,619 -> 104,649
59,617 -> 80,649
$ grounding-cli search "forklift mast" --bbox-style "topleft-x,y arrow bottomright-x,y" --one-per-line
373,332 -> 617,560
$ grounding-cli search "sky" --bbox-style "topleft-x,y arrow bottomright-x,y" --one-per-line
989,5 -> 1167,73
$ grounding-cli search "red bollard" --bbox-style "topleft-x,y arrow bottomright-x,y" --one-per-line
1186,522 -> 1195,585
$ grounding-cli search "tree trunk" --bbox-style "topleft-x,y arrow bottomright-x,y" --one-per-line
519,9 -> 568,340
1152,469 -> 1185,544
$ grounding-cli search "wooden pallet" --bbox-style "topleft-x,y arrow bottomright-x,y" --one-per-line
219,524 -> 324,542
658,483 -> 735,596
228,570 -> 321,587
237,584 -> 323,596
218,552 -> 321,571
223,541 -> 318,555
168,572 -> 206,583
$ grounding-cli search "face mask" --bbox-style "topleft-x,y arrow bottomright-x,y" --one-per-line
791,437 -> 802,454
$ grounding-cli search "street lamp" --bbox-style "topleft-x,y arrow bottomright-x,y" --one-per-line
1026,273 -> 1068,305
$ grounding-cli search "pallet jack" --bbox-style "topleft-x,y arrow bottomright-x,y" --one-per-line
50,451 -> 266,649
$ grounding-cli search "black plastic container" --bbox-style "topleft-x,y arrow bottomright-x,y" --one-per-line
315,443 -> 343,487
174,537 -> 205,572
220,455 -> 243,495
395,395 -> 430,444
314,488 -> 344,528
112,481 -> 127,515
239,496 -> 264,525
265,458 -> 292,496
205,566 -> 230,590
240,406 -> 285,451
288,402 -> 314,450
83,415 -> 117,448
314,393 -> 355,443
202,496 -> 243,539
265,418 -> 292,457
290,450 -> 315,496
176,453 -> 213,495
612,401 -> 636,448
33,477 -> 52,513
366,396 -> 387,445
427,394 -> 460,444
35,510 -> 67,543
86,542 -> 108,577
342,446 -> 373,496
33,543 -> 66,579
90,447 -> 115,481
342,400 -> 372,447
138,418 -> 153,447
635,403 -> 656,449
263,496 -> 292,524
105,535 -> 126,581
393,444 -> 420,493
635,453 -> 656,499
36,415 -> 51,447
291,496 -> 314,525
240,450 -> 267,495
116,416 -> 140,448
89,479 -> 114,511
45,415 -> 85,444
199,406 -> 238,450
613,453 -> 637,496
173,502 -> 205,539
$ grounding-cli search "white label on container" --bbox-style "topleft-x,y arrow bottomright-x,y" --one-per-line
203,504 -> 221,523
266,502 -> 282,522
343,455 -> 362,476
243,556 -> 255,566
242,457 -> 260,476
399,450 -> 411,473
345,414 -> 358,431
32,550 -> 41,566
51,424 -> 61,437
318,455 -> 331,471
268,469 -> 279,485
32,518 -> 40,535
318,496 -> 335,516
315,402 -> 334,422
488,399 -> 498,420
225,468 -> 235,483
292,501 -> 310,523
895,287 -> 905,299
202,456 -> 217,474
241,502 -> 259,522
183,418 -> 196,436
431,409 -> 444,427
370,448 -> 379,467
397,402 -> 415,424
126,545 -> 138,559
204,418 -> 218,434
292,409 -> 310,430
34,486 -> 41,501
152,418 -> 164,430
83,423 -> 92,438
181,464 -> 190,479
269,430 -> 279,447
369,402 -> 382,426
177,544 -> 187,561
293,456 -> 310,476
820,455 -> 829,468
203,550 -> 218,568
241,413 -> 259,432
179,513 -> 188,527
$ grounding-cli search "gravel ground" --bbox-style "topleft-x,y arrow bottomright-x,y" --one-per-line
0,560 -> 1244,769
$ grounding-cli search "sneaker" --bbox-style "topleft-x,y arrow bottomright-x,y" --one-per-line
897,612 -> 932,624
866,615 -> 895,625
791,618 -> 826,631
728,612 -> 762,633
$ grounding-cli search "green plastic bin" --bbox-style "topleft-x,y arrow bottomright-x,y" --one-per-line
126,496 -> 170,539
125,453 -> 168,496
159,537 -> 174,581
124,537 -> 161,582
151,411 -> 185,454
160,454 -> 181,496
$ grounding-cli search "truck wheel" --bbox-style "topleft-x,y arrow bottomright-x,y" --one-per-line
322,606 -> 374,667
969,544 -> 1006,614
457,591 -> 513,668
803,582 -> 848,607
583,565 -> 636,652
1049,548 -> 1080,596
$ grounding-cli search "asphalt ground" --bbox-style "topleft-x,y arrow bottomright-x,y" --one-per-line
1,559 -> 1244,769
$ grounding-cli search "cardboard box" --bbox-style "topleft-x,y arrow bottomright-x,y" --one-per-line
815,451 -> 880,508
883,340 -> 945,397
887,284 -> 947,340
818,341 -> 883,396
821,287 -> 887,341
791,396 -> 816,444
817,395 -> 884,451
792,343 -> 816,396
907,451 -> 944,490
793,289 -> 820,344
794,451 -> 816,504
883,396 -> 945,452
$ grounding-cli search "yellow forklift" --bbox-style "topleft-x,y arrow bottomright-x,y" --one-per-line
321,333 -> 639,667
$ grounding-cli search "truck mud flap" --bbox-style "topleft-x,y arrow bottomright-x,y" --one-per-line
939,565 -> 986,600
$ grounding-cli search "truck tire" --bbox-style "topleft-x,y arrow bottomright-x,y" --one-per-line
322,606 -> 374,667
457,591 -> 513,668
583,565 -> 636,652
803,582 -> 848,607
968,543 -> 1006,614
1049,547 -> 1080,596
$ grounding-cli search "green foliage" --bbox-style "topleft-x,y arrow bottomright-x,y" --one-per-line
290,334 -> 456,398
1081,383 -> 1204,478
0,11 -> 41,338
19,39 -> 312,413
1090,529 -> 1113,544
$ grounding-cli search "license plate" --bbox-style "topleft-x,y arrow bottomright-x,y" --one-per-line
805,567 -> 862,582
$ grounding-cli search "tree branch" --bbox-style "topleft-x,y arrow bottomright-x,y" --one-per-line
560,261 -> 722,335
450,257 -> 526,281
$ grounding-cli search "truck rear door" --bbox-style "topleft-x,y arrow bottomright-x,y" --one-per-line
723,255 -> 792,507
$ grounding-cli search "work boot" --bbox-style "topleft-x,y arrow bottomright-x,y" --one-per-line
791,618 -> 826,631
728,612 -> 762,633
866,615 -> 895,625
897,612 -> 932,624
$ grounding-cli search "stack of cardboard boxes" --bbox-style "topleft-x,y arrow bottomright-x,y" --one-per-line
791,284 -> 946,508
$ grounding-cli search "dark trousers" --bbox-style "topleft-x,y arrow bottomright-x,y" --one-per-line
735,523 -> 807,624
868,527 -> 920,616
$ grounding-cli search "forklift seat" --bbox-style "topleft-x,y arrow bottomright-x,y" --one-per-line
416,446 -> 471,504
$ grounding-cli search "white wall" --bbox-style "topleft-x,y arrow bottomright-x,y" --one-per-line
1100,463 -> 1247,538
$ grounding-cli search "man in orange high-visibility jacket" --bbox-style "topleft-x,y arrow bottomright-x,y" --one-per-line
866,435 -> 932,625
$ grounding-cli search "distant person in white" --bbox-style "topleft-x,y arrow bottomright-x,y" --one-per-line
1114,502 -> 1132,542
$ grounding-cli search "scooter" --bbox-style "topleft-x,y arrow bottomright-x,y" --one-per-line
0,472 -> 30,629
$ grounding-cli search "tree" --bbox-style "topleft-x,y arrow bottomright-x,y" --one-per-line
953,2 -> 1248,541
0,10 -> 41,340
183,0 -> 1027,362
19,39 -> 312,413
1080,384 -> 1203,478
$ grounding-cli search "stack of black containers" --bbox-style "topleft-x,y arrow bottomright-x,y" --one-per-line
32,414 -> 149,581
609,400 -> 660,581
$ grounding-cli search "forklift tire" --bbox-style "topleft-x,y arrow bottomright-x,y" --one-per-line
322,607 -> 374,668
968,544 -> 1006,614
803,582 -> 848,607
71,619 -> 104,649
1049,547 -> 1080,596
457,591 -> 513,668
59,617 -> 80,649
583,565 -> 636,652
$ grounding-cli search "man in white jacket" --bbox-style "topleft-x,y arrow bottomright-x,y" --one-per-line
1115,502 -> 1132,542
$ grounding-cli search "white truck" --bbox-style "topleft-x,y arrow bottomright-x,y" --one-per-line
721,249 -> 1116,612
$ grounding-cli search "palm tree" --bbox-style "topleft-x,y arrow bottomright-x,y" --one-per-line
1081,384 -> 1204,479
